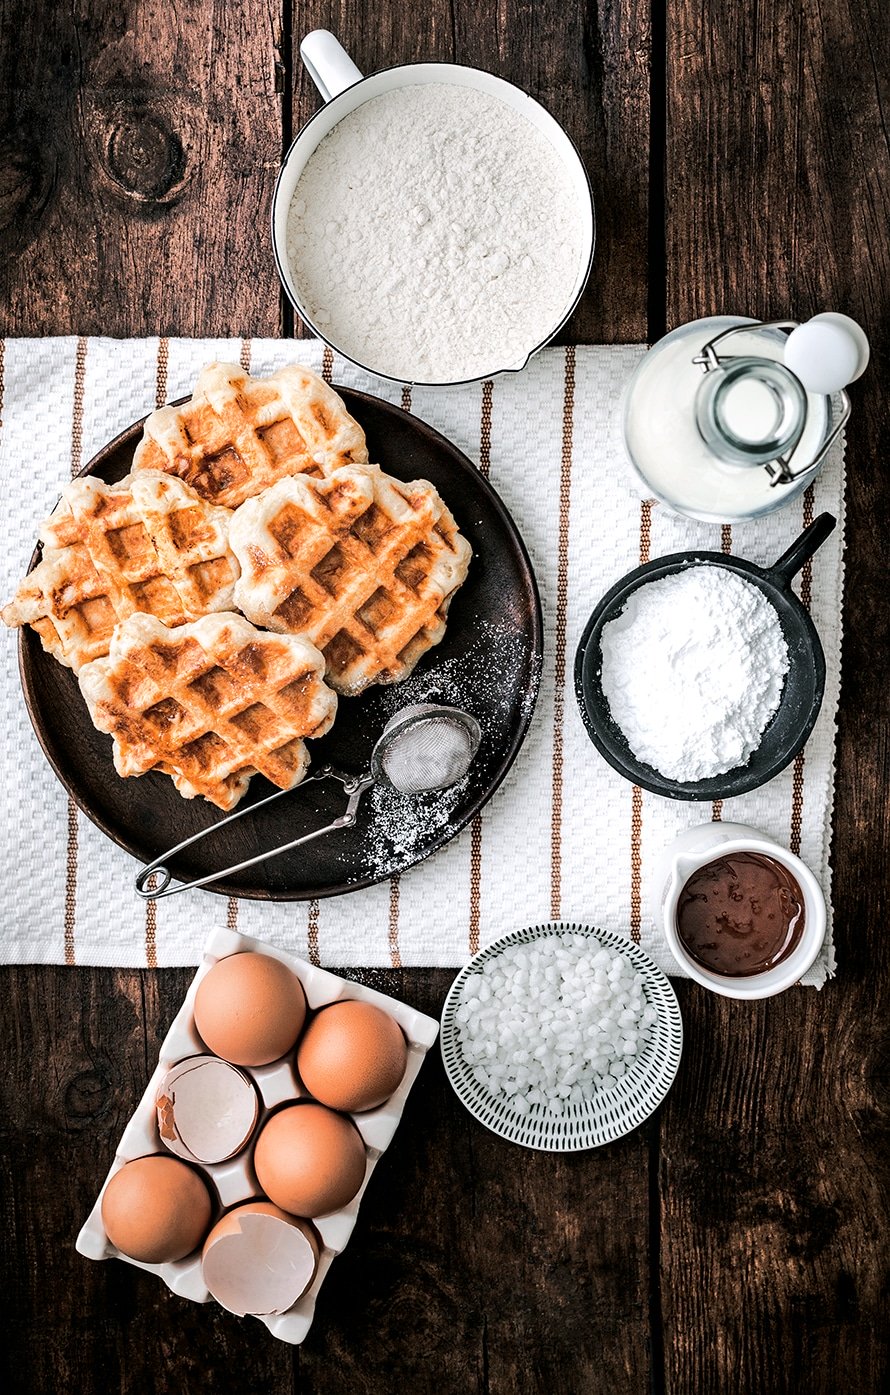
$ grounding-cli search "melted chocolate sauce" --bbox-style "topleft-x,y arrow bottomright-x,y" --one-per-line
676,852 -> 805,977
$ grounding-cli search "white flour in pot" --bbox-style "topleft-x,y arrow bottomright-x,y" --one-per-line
286,84 -> 586,382
598,565 -> 790,782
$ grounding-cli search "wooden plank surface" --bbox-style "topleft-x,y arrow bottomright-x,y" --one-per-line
0,966 -> 652,1395
0,0 -> 888,1392
662,1 -> 890,1391
0,0 -> 283,336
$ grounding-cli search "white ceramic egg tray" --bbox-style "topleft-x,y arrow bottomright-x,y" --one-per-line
76,926 -> 440,1344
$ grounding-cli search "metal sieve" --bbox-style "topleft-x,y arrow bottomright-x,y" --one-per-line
135,704 -> 481,900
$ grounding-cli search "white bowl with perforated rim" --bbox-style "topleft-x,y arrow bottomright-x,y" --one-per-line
440,922 -> 683,1151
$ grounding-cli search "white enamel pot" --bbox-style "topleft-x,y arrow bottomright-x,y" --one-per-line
654,822 -> 827,999
271,30 -> 596,387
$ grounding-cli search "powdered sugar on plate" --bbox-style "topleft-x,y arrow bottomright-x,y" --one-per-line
286,84 -> 587,383
345,621 -> 542,880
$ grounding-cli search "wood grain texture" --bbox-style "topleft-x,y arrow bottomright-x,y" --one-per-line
0,0 -> 888,1392
663,1 -> 890,1390
0,967 -> 652,1395
290,0 -> 652,341
0,0 -> 283,336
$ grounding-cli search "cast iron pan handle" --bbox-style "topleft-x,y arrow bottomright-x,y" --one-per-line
768,512 -> 837,587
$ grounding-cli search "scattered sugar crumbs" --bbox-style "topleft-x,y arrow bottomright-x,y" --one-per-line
341,620 -> 541,881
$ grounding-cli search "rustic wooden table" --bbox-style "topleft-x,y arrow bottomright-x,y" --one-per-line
1,3 -> 888,1392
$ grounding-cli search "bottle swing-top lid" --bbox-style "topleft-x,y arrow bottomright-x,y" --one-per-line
691,312 -> 869,485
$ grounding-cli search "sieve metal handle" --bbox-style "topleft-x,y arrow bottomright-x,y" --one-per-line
134,768 -> 374,901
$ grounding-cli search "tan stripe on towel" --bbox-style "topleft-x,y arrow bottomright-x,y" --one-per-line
479,381 -> 493,468
155,336 -> 169,406
141,339 -> 170,969
72,338 -> 87,460
64,337 -> 89,965
550,347 -> 576,920
468,380 -> 494,954
389,877 -> 402,968
144,886 -> 158,969
321,346 -> 334,384
307,899 -> 320,965
469,818 -> 483,957
240,338 -> 252,373
629,499 -> 652,944
790,486 -> 816,855
712,525 -> 733,823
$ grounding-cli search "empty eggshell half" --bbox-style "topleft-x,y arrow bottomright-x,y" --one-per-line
156,1056 -> 259,1165
202,1202 -> 320,1316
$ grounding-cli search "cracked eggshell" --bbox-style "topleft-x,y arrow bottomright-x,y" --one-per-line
194,952 -> 307,1066
156,1056 -> 260,1165
202,1202 -> 320,1316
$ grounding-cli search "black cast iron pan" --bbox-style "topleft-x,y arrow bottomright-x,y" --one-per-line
574,513 -> 836,801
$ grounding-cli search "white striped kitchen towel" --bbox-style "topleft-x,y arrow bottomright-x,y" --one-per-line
0,338 -> 844,981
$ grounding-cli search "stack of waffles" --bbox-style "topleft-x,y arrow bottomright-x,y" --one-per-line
3,364 -> 472,810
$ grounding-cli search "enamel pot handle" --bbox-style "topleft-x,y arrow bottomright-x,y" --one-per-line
300,30 -> 364,103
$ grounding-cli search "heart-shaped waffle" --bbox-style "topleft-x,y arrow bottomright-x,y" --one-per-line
78,612 -> 337,810
2,472 -> 238,672
131,363 -> 370,509
229,466 -> 472,694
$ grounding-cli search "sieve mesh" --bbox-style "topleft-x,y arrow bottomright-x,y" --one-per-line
379,717 -> 474,793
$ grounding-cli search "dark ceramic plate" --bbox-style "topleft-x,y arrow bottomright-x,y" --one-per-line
20,388 -> 543,899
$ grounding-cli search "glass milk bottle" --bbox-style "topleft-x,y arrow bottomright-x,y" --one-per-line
622,314 -> 869,522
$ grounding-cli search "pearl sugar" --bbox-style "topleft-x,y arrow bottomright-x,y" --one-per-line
454,934 -> 657,1115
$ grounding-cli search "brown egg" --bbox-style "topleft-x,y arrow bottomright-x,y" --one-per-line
100,1155 -> 212,1263
194,952 -> 306,1067
254,1103 -> 366,1216
297,999 -> 408,1112
202,1202 -> 319,1316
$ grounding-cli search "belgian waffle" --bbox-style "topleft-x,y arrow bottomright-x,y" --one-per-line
131,363 -> 370,509
229,465 -> 472,694
78,612 -> 338,810
2,472 -> 238,672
